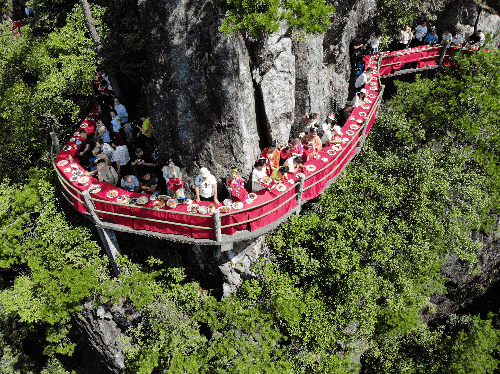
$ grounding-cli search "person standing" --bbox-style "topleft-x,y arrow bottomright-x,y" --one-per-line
195,167 -> 220,204
162,159 -> 185,198
413,21 -> 428,46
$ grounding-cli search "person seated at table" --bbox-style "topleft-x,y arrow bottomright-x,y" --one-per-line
290,138 -> 305,157
96,138 -> 114,158
77,130 -> 95,168
303,112 -> 319,134
139,170 -> 160,195
274,166 -> 289,181
162,158 -> 185,198
321,113 -> 335,137
284,156 -> 304,173
195,167 -> 220,204
321,124 -> 334,146
468,30 -> 485,48
339,102 -> 353,124
302,127 -> 322,159
110,137 -> 130,175
424,28 -> 438,45
441,30 -> 453,44
367,33 -> 382,54
355,67 -> 373,90
94,119 -> 110,143
412,21 -> 427,46
88,147 -> 101,171
91,159 -> 118,186
353,88 -> 367,107
279,142 -> 293,164
260,140 -> 280,176
120,174 -> 140,192
451,33 -> 463,47
251,158 -> 268,192
110,110 -> 124,145
130,147 -> 153,177
226,166 -> 245,195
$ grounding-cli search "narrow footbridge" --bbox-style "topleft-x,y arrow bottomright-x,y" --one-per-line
51,44 -> 462,265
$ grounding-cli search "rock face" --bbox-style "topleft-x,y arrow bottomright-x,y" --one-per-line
138,0 -> 377,187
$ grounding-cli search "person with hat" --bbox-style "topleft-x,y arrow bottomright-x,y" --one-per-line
195,167 -> 219,204
162,158 -> 185,198
251,158 -> 268,192
260,140 -> 281,176
355,67 -> 373,90
353,88 -> 367,107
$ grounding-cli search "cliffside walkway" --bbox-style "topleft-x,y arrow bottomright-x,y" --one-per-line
50,44 -> 463,272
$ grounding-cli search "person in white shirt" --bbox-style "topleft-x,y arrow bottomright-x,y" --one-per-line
321,113 -> 335,136
195,167 -> 219,204
303,113 -> 319,134
355,67 -> 373,89
110,138 -> 130,174
414,22 -> 428,43
353,88 -> 367,107
321,125 -> 333,146
96,139 -> 114,158
367,34 -> 382,54
398,25 -> 413,48
451,34 -> 463,47
162,159 -> 185,198
251,158 -> 268,192
442,30 -> 453,44
284,156 -> 303,174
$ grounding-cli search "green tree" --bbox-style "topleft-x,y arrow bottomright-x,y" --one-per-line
220,0 -> 335,37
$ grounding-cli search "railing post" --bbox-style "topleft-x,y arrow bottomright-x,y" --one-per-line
82,191 -> 121,276
438,44 -> 450,66
213,210 -> 222,243
295,174 -> 305,215
50,132 -> 61,154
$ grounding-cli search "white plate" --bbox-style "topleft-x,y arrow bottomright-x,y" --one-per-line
88,184 -> 101,194
370,87 -> 378,91
370,82 -> 377,85
107,190 -> 119,198
342,137 -> 349,142
350,124 -> 360,130
70,176 -> 79,182
223,199 -> 232,206
356,119 -> 363,124
149,195 -> 157,200
63,146 -> 72,151
321,157 -> 328,162
166,199 -> 177,208
365,99 -> 372,103
63,167 -> 72,173
296,173 -> 305,179
349,116 -> 356,121
246,198 -> 254,205
78,176 -> 90,185
81,123 -> 88,128
333,145 -> 342,151
288,179 -> 295,184
368,94 -> 376,98
248,193 -> 257,200
69,137 -> 76,142
305,165 -> 316,172
327,150 -> 336,155
57,160 -> 69,166
71,163 -> 79,168
72,170 -> 83,176
275,184 -> 286,192
117,195 -> 131,204
359,112 -> 367,117
346,130 -> 355,135
137,196 -> 149,205
187,204 -> 199,213
362,105 -> 370,110
232,201 -> 243,210
198,206 -> 208,214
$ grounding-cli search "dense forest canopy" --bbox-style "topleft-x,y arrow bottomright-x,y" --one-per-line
0,0 -> 499,373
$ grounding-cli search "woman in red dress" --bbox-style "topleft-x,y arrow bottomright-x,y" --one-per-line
260,140 -> 280,176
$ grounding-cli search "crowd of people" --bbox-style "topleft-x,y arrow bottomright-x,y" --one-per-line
77,72 -> 354,206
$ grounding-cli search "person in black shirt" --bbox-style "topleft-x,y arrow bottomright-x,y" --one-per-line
130,148 -> 153,177
339,102 -> 354,125
139,170 -> 159,195
349,36 -> 366,69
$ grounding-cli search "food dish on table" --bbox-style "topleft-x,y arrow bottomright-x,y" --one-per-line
70,176 -> 79,182
198,206 -> 208,214
167,199 -> 177,208
368,94 -> 376,98
187,204 -> 199,213
218,206 -> 231,213
261,176 -> 272,185
248,193 -> 257,200
117,195 -> 131,204
288,179 -> 295,184
88,184 -> 101,194
327,150 -> 336,155
223,199 -> 232,206
349,116 -> 356,121
350,124 -> 360,130
57,160 -> 68,166
346,130 -> 355,135
153,201 -> 165,208
78,176 -> 90,185
333,145 -> 342,151
149,195 -> 157,201
321,157 -> 329,162
246,198 -> 254,205
63,146 -> 72,151
137,196 -> 148,205
362,105 -> 370,110
370,87 -> 378,91
71,163 -> 78,168
356,119 -> 363,123
69,137 -> 76,142
359,112 -> 367,117
106,190 -> 118,198
72,170 -> 83,176
305,165 -> 316,172
232,201 -> 243,209
275,184 -> 286,192
63,167 -> 71,173
365,99 -> 372,103
157,195 -> 169,202
296,173 -> 305,179
81,123 -> 88,128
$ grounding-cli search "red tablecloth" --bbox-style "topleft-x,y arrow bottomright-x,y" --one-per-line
167,178 -> 184,192
231,186 -> 248,202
